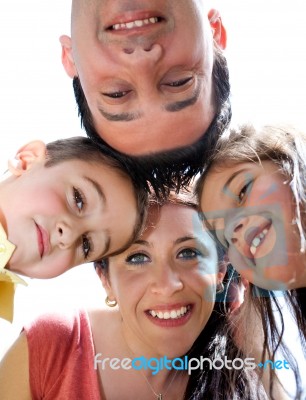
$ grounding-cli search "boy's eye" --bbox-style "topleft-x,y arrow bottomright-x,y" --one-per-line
73,187 -> 85,211
177,248 -> 202,260
238,181 -> 253,204
126,252 -> 150,266
82,235 -> 91,259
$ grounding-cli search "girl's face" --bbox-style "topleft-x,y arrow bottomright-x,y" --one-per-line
102,204 -> 220,358
1,158 -> 137,278
200,160 -> 306,290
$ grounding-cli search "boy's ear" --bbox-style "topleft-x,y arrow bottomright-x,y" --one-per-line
95,267 -> 116,303
208,9 -> 227,50
59,35 -> 78,78
8,140 -> 46,176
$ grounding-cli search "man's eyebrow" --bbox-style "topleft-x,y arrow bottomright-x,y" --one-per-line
98,79 -> 202,121
165,80 -> 201,112
98,108 -> 143,122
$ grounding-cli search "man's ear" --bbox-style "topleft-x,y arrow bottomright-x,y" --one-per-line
208,9 -> 227,50
8,140 -> 46,176
59,35 -> 78,78
95,267 -> 116,303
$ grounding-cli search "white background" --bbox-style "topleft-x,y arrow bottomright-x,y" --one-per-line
0,0 -> 306,395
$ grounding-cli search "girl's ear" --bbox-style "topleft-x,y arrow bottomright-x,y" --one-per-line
95,266 -> 116,303
59,35 -> 78,78
8,141 -> 46,176
208,9 -> 227,50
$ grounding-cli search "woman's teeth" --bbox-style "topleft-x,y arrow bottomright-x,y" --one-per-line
149,306 -> 189,320
250,228 -> 269,256
112,17 -> 158,30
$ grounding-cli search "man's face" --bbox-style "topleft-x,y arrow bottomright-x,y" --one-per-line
60,0 -> 226,155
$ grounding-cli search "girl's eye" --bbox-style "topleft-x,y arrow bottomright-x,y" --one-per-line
126,253 -> 150,266
238,181 -> 253,204
177,248 -> 202,260
165,77 -> 192,87
82,235 -> 91,259
103,91 -> 130,98
73,187 -> 85,211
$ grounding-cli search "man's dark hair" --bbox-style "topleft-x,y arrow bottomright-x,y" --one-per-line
72,47 -> 231,197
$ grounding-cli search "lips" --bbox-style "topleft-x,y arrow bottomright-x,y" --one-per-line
36,223 -> 50,258
146,304 -> 192,327
246,221 -> 272,258
106,11 -> 165,32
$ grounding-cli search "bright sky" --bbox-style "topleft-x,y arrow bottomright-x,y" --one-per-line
0,0 -> 306,395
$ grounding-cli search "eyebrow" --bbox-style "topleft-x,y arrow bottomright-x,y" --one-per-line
164,80 -> 201,112
174,236 -> 196,245
98,80 -> 202,122
222,168 -> 249,197
84,176 -> 106,203
83,176 -> 111,257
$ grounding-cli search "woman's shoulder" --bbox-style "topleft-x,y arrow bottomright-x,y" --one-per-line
23,307 -> 94,349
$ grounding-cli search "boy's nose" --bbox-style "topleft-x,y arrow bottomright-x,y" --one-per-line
55,220 -> 78,250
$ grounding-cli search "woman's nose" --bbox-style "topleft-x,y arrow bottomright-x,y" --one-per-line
150,264 -> 184,296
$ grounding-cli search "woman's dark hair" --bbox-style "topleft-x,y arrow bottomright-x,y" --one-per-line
95,190 -> 270,399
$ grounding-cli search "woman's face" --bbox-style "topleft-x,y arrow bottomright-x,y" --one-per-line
200,160 -> 306,290
102,203 -> 220,358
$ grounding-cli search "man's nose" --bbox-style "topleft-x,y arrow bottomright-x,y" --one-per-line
121,43 -> 163,72
150,263 -> 184,296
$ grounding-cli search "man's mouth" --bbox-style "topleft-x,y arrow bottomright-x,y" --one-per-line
148,305 -> 191,320
109,16 -> 162,31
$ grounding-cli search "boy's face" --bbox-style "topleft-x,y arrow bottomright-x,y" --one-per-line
1,158 -> 137,278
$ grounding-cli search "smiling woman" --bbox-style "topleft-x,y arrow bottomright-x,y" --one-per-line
0,191 -> 271,400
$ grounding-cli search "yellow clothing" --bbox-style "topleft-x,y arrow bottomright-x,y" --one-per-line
0,223 -> 27,322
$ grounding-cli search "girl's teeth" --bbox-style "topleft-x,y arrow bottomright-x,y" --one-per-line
149,306 -> 189,320
112,17 -> 158,30
250,228 -> 270,256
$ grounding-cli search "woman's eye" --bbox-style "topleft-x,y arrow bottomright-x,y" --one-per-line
73,187 -> 85,211
165,77 -> 192,87
126,253 -> 150,266
103,91 -> 130,98
177,248 -> 202,260
82,235 -> 91,259
238,181 -> 252,204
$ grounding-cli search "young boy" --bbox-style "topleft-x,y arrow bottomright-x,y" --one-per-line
0,136 -> 147,322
